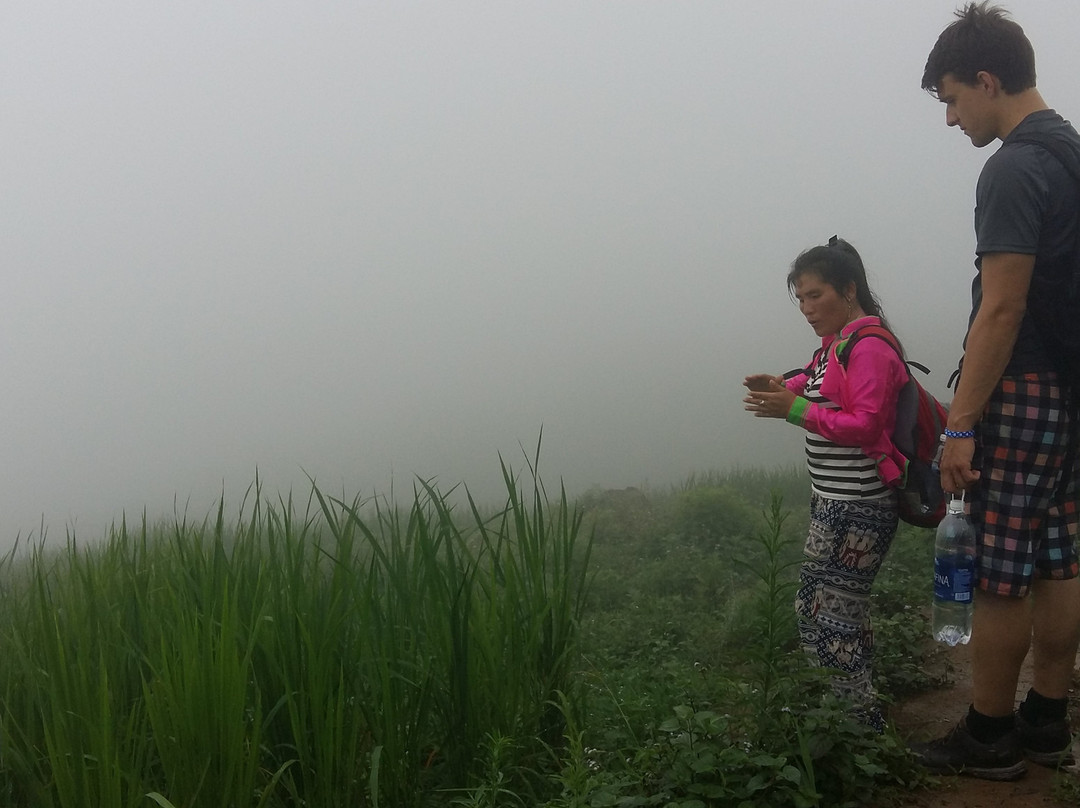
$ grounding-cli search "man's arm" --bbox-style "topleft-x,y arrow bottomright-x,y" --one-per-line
940,251 -> 1034,494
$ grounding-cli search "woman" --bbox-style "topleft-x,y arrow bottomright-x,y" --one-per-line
743,236 -> 909,731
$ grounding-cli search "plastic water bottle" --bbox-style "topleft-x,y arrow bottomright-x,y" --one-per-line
933,495 -> 976,646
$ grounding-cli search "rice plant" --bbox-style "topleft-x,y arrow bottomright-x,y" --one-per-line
0,458 -> 592,807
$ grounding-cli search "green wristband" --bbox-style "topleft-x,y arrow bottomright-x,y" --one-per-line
786,396 -> 809,426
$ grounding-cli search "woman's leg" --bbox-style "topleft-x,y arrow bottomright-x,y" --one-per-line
795,493 -> 898,726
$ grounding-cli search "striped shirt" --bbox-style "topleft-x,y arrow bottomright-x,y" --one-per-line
803,349 -> 890,500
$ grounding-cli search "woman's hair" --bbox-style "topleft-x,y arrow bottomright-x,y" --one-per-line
787,236 -> 895,335
921,1 -> 1035,96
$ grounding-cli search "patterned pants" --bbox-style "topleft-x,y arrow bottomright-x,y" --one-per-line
795,492 -> 898,727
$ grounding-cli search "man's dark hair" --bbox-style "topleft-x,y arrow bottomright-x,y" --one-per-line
921,2 -> 1036,95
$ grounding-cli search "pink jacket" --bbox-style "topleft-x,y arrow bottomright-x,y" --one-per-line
783,316 -> 910,488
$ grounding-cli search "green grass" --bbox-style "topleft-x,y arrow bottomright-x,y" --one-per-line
0,458 -> 590,807
0,462 -> 949,807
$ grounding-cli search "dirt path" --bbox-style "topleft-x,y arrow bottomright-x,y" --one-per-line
890,642 -> 1080,807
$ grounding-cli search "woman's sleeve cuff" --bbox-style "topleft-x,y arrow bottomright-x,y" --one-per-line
785,396 -> 809,426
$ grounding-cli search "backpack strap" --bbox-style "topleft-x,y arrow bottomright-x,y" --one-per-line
786,326 -> 930,383
782,344 -> 827,380
1010,132 -> 1080,184
1009,132 -> 1080,434
1009,133 -> 1080,294
1008,131 -> 1080,278
836,325 -> 902,369
836,324 -> 932,377
1006,132 -> 1080,410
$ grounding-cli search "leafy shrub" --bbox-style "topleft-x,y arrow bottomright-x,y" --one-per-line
554,490 -> 930,808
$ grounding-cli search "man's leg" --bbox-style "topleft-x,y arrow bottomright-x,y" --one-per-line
970,589 -> 1032,717
912,589 -> 1030,780
1031,576 -> 1080,697
1013,575 -> 1080,766
914,375 -> 1074,779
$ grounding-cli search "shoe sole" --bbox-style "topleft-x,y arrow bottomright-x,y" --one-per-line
961,760 -> 1028,781
923,760 -> 1028,781
1025,748 -> 1077,768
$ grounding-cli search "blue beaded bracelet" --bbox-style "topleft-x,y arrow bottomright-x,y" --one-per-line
943,428 -> 975,439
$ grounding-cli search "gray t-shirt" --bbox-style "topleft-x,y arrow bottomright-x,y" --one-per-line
970,109 -> 1080,375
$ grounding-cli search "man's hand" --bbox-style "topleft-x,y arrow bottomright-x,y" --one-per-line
939,436 -> 981,494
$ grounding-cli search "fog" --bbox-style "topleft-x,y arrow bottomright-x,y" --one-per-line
4,1 -> 1079,545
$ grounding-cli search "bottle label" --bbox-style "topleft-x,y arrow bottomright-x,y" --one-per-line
934,557 -> 974,603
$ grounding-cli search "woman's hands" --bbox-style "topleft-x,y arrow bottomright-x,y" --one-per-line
743,374 -> 796,419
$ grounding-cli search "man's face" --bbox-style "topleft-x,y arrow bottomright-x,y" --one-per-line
936,73 -> 999,148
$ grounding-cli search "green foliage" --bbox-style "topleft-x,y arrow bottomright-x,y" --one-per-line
563,474 -> 933,807
0,463 -> 941,807
735,494 -> 804,735
0,459 -> 591,807
871,523 -> 952,697
1051,763 -> 1080,803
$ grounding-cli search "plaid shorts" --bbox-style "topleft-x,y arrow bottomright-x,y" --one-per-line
971,373 -> 1080,597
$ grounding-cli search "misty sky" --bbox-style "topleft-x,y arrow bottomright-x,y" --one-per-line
4,1 -> 1080,545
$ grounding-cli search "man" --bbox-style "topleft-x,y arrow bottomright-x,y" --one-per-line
917,1 -> 1080,781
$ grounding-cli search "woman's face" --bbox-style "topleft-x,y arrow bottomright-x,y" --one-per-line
793,272 -> 854,338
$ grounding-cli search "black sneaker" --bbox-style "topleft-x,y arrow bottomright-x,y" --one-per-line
1015,711 -> 1076,768
911,718 -> 1027,781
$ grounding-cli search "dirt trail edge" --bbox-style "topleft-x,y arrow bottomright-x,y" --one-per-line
890,642 -> 1080,808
